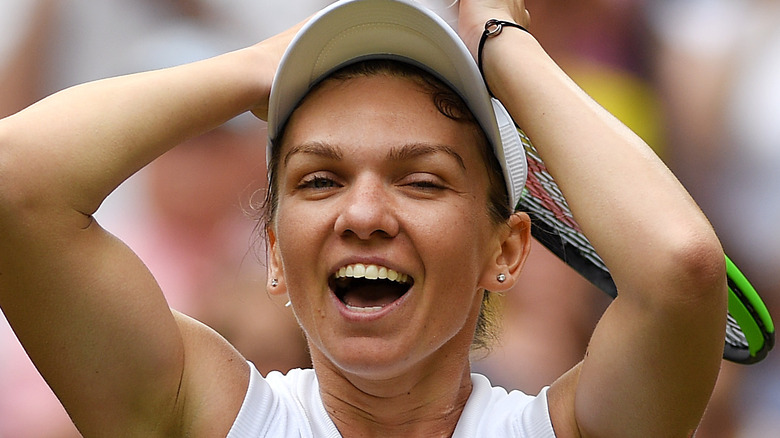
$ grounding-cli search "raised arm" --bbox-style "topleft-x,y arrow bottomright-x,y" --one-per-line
458,1 -> 727,436
0,26 -> 297,436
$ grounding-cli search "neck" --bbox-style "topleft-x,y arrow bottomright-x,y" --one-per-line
313,345 -> 475,438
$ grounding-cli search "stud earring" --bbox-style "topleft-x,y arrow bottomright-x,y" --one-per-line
271,278 -> 279,287
496,273 -> 507,283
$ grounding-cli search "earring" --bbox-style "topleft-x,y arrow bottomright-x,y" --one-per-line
496,273 -> 507,283
271,278 -> 279,287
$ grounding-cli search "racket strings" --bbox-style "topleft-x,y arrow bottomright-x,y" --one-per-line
515,129 -> 759,362
516,135 -> 608,273
726,314 -> 749,349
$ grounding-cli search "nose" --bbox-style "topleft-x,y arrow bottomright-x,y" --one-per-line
333,176 -> 400,240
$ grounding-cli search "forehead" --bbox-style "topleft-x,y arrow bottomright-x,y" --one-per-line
279,74 -> 486,163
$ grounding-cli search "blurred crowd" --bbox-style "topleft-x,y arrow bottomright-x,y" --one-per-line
1,0 -> 778,436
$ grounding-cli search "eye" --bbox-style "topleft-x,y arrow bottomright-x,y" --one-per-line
401,174 -> 447,192
408,179 -> 444,190
298,175 -> 341,190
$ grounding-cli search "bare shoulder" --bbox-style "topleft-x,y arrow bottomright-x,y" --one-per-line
174,312 -> 251,437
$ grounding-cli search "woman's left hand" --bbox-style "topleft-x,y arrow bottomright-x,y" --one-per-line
457,0 -> 530,60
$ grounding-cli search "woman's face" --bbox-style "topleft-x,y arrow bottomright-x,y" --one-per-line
269,74 -> 506,381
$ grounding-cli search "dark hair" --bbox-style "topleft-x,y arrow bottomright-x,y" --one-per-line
260,59 -> 511,352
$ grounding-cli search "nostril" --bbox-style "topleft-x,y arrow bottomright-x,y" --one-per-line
333,191 -> 399,239
340,228 -> 394,240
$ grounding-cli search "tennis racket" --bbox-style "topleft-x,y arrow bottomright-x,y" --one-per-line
516,130 -> 775,364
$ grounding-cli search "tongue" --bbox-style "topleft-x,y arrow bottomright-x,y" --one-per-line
342,280 -> 403,308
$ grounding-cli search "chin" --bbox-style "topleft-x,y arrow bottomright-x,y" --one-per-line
317,337 -> 423,381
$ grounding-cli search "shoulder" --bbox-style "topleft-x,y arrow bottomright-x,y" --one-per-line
174,313 -> 252,436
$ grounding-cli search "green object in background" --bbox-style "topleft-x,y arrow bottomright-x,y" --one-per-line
725,255 -> 774,363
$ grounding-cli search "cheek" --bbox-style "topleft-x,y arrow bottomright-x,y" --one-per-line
422,201 -> 492,255
272,208 -> 324,320
275,207 -> 319,272
416,219 -> 488,348
414,210 -> 493,290
272,197 -> 339,303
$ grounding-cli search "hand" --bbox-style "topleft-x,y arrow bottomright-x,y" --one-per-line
457,0 -> 530,60
249,17 -> 309,121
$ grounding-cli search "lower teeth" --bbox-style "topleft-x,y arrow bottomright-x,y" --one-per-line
345,304 -> 384,313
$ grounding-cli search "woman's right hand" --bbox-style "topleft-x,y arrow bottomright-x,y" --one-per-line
249,17 -> 309,121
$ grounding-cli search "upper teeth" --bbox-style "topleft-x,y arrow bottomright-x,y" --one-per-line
335,263 -> 410,284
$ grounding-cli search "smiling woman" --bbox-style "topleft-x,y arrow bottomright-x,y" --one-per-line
0,0 -> 737,436
265,68 -> 522,395
264,59 -> 511,353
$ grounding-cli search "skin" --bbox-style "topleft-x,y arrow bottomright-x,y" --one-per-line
0,0 -> 728,436
267,75 -> 531,436
459,2 -> 726,436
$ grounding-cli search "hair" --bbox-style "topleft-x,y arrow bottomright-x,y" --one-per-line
259,59 -> 511,353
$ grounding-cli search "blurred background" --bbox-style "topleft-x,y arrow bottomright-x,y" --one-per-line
1,0 -> 778,436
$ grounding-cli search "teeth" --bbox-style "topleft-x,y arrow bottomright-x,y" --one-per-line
345,304 -> 385,313
334,263 -> 410,284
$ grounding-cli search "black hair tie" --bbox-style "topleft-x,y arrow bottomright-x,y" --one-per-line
477,19 -> 530,97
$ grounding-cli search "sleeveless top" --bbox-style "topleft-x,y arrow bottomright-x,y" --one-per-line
227,362 -> 555,437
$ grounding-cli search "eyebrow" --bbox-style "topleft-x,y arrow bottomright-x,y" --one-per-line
283,141 -> 343,167
388,143 -> 466,170
284,141 -> 466,170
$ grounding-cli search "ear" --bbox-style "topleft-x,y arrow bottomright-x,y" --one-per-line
480,212 -> 532,292
266,225 -> 287,296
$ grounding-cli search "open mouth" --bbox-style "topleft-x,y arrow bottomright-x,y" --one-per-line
329,263 -> 414,313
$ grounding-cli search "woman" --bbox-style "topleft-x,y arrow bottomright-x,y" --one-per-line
0,0 -> 727,436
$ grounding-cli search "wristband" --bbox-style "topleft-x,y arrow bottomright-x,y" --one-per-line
477,19 -> 530,96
